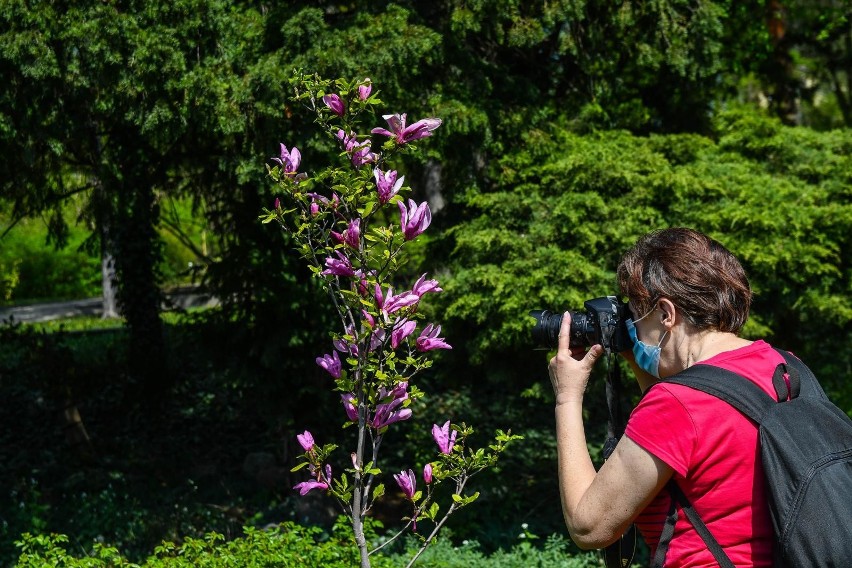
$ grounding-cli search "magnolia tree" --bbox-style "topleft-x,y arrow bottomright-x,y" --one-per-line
261,72 -> 520,568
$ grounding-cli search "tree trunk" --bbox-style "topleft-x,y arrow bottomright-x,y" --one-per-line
766,0 -> 800,124
423,160 -> 445,214
100,225 -> 119,319
115,178 -> 168,404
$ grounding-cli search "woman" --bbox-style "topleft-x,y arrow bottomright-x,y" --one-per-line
549,227 -> 775,566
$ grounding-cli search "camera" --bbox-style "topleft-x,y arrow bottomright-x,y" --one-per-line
529,296 -> 631,353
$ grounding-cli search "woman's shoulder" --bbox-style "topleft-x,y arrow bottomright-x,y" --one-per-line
634,340 -> 784,421
697,339 -> 785,396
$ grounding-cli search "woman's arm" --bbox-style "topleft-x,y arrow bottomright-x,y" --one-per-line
549,314 -> 673,548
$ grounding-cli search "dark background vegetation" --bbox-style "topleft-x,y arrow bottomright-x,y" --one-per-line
1,1 -> 850,565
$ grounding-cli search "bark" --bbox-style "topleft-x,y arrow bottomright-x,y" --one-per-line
100,226 -> 119,319
423,160 -> 445,214
115,178 -> 168,404
766,0 -> 801,124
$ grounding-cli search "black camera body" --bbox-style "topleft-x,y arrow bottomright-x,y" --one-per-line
530,296 -> 631,353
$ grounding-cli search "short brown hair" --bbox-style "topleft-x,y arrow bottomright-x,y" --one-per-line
617,228 -> 752,334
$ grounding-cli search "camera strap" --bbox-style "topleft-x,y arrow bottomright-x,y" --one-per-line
602,353 -> 637,568
604,353 -> 627,442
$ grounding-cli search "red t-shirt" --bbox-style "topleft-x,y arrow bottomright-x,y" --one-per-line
625,340 -> 780,567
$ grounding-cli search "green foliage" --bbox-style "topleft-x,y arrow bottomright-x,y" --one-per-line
13,523 -> 615,568
14,520 -> 398,568
0,310 -> 341,567
1,3 -> 850,565
437,107 -> 851,408
0,210 -> 101,304
384,533 -> 607,567
0,195 -> 207,305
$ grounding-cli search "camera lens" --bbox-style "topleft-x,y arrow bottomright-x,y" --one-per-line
529,310 -> 562,348
529,309 -> 594,349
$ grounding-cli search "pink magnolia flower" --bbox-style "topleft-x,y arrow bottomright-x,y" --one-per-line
341,393 -> 359,422
334,324 -> 359,356
351,141 -> 378,167
296,430 -> 315,452
372,113 -> 442,145
306,192 -> 330,216
371,382 -> 410,424
353,269 -> 371,296
315,351 -> 341,379
371,382 -> 412,428
369,328 -> 386,352
274,197 -> 281,209
358,78 -> 372,101
336,129 -> 358,151
374,285 -> 419,314
271,144 -> 302,178
399,199 -> 432,241
385,382 -> 408,400
393,469 -> 417,500
331,218 -> 361,249
383,288 -> 420,314
374,283 -> 386,310
334,130 -> 377,166
293,480 -> 328,495
321,251 -> 356,277
417,324 -> 452,352
374,168 -> 404,204
412,274 -> 442,297
322,93 -> 345,116
423,463 -> 433,484
361,309 -> 375,328
372,405 -> 412,429
333,337 -> 357,356
432,420 -> 457,454
391,319 -> 417,349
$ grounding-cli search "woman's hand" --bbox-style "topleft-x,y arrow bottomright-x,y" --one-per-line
548,312 -> 604,404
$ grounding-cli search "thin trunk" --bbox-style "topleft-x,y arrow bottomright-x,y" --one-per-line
91,144 -> 119,320
423,160 -> 445,214
351,374 -> 371,568
100,226 -> 119,319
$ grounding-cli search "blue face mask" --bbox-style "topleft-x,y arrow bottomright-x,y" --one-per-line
625,307 -> 669,379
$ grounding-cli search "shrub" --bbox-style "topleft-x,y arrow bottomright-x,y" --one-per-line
13,524 -> 619,568
384,534 -> 606,568
14,520 -> 397,568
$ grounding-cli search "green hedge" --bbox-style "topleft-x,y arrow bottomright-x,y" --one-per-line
13,522 -> 610,568
14,521 -> 394,568
438,107 -> 852,405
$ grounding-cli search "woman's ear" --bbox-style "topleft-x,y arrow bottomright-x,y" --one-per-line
657,298 -> 677,328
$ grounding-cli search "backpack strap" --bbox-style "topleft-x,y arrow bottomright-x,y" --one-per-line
663,363 -> 774,425
652,349 -> 826,566
772,347 -> 828,401
650,351 -> 807,566
664,349 -> 827,422
648,364 -> 759,567
652,482 -> 736,568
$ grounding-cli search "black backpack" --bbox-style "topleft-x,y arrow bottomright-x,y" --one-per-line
651,349 -> 852,568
